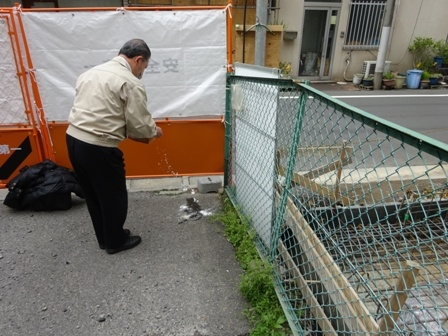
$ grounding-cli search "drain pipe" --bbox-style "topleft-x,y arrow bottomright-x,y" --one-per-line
343,58 -> 353,82
242,0 -> 247,63
374,0 -> 396,90
255,0 -> 268,66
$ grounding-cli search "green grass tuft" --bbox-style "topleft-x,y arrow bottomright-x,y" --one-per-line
212,195 -> 291,336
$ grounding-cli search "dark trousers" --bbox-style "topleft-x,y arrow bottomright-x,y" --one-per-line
66,134 -> 128,249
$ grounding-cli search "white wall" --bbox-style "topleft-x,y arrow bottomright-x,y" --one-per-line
277,0 -> 303,77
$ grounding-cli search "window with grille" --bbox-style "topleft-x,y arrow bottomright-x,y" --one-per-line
344,0 -> 387,50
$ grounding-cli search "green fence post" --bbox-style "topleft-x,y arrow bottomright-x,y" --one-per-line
224,74 -> 232,187
270,86 -> 308,262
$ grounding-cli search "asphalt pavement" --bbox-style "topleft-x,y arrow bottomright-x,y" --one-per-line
309,80 -> 448,94
0,179 -> 251,336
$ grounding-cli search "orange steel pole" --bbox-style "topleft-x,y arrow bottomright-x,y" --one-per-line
6,8 -> 45,161
14,4 -> 55,161
19,6 -> 227,12
226,0 -> 233,71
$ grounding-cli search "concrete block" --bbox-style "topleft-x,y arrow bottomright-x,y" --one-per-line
128,177 -> 183,192
197,176 -> 222,193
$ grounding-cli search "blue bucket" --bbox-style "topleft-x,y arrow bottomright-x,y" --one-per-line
406,70 -> 423,89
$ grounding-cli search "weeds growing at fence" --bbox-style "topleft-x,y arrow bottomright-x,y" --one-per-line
212,195 -> 291,336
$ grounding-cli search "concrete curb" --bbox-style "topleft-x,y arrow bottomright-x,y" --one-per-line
0,175 -> 224,202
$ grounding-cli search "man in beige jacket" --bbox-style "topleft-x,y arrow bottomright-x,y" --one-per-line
66,39 -> 163,254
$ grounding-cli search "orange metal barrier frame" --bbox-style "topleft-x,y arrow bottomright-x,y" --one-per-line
0,3 -> 233,188
49,119 -> 226,177
12,7 -> 55,162
0,9 -> 50,188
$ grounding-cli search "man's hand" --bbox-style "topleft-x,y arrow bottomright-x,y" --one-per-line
155,126 -> 163,138
128,126 -> 163,144
129,137 -> 151,144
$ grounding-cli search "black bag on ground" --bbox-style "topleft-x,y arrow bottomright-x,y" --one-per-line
3,159 -> 84,211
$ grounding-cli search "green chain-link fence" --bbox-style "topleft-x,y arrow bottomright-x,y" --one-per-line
225,75 -> 448,336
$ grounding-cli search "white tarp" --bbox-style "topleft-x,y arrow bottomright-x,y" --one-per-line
232,63 -> 279,247
21,9 -> 227,121
0,15 -> 27,124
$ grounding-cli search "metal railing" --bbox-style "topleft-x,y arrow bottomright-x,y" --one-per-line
225,74 -> 448,335
344,0 -> 386,50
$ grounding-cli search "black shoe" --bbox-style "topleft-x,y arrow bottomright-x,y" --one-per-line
99,229 -> 131,250
106,236 -> 142,255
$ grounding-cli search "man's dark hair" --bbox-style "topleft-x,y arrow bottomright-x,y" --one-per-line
118,39 -> 151,61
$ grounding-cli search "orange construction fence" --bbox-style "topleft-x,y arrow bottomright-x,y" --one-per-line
0,3 -> 233,188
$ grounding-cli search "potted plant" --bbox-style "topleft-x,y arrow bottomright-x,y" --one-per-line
362,76 -> 374,87
382,71 -> 396,89
352,73 -> 363,85
408,37 -> 435,71
279,61 -> 291,78
394,73 -> 406,89
432,39 -> 448,68
429,73 -> 441,86
420,70 -> 431,89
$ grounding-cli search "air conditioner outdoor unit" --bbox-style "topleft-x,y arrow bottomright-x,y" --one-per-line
362,61 -> 392,79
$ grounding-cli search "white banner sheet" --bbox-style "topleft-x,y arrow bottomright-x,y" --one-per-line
22,9 -> 227,121
0,15 -> 27,124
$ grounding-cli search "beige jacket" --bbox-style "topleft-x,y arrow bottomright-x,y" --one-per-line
67,56 -> 157,147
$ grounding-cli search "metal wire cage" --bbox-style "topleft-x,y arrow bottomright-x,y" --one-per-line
225,75 -> 448,336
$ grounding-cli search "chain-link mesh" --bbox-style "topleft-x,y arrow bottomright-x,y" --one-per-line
225,75 -> 448,336
0,13 -> 28,125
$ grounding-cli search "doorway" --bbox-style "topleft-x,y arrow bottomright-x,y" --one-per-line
299,8 -> 338,80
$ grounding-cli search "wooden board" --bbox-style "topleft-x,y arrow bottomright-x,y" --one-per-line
276,145 -> 354,205
232,8 -> 257,27
281,192 -> 379,334
278,240 -> 338,336
377,261 -> 421,334
277,165 -> 353,205
136,0 -> 174,4
317,217 -> 448,334
232,0 -> 257,5
234,25 -> 283,68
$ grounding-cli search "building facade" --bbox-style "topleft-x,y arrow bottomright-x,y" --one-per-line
278,0 -> 448,81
